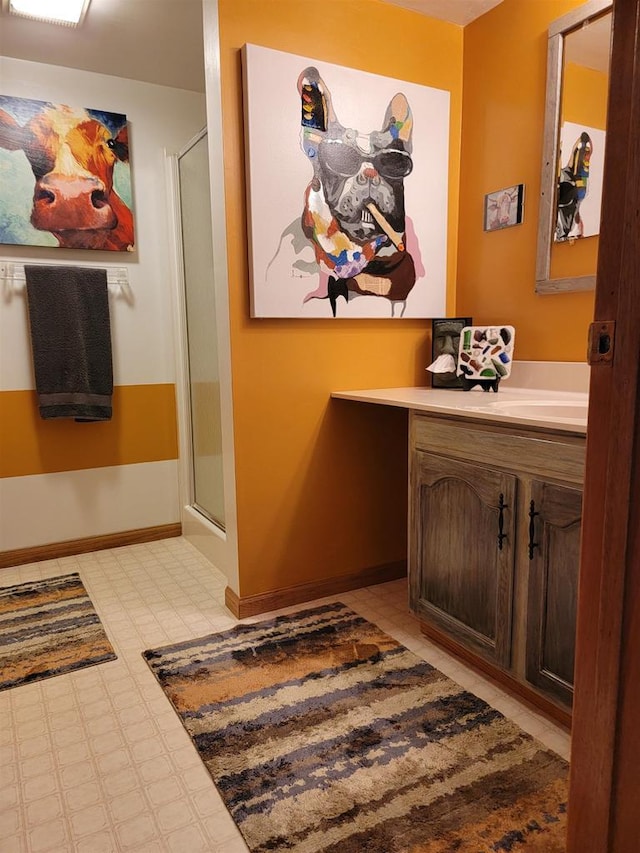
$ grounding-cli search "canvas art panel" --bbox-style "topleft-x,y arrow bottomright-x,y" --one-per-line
0,95 -> 135,251
555,120 -> 605,242
242,44 -> 450,319
483,184 -> 525,232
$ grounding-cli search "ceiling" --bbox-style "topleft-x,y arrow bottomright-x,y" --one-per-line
0,0 -> 207,92
0,0 -> 506,93
381,0 -> 503,26
565,12 -> 612,74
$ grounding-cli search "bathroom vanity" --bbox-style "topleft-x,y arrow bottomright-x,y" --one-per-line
333,366 -> 588,724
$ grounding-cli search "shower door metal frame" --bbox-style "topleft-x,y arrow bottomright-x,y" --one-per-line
167,115 -> 238,587
172,128 -> 222,529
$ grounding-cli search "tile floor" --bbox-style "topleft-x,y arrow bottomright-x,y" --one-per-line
0,536 -> 571,852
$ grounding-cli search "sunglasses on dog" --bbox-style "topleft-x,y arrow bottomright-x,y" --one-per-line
318,140 -> 413,180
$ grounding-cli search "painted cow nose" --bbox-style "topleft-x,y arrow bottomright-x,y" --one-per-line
36,174 -> 106,206
31,173 -> 116,232
363,167 -> 378,179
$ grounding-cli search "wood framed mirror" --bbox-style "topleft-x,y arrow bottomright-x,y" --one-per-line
536,0 -> 612,294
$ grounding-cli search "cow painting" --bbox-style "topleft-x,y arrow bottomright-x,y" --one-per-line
0,96 -> 134,251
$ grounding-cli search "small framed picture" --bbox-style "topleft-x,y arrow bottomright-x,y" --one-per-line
483,183 -> 525,231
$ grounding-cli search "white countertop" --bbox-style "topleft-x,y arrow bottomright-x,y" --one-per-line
331,385 -> 589,434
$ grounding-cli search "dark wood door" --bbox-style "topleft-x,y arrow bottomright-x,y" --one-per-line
568,1 -> 640,849
526,480 -> 582,707
409,451 -> 516,666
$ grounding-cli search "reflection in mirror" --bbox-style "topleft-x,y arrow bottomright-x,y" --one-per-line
557,16 -> 610,242
536,0 -> 612,293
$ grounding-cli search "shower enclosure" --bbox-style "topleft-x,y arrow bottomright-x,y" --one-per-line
177,129 -> 225,528
170,124 -> 237,584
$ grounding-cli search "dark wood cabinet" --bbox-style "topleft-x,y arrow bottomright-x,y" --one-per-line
410,451 -> 516,666
525,480 -> 582,707
408,412 -> 585,715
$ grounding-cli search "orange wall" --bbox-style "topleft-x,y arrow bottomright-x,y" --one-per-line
562,62 -> 609,127
0,385 -> 178,478
458,0 -> 596,361
218,0 -> 464,597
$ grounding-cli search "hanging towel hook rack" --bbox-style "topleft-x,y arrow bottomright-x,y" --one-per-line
0,261 -> 133,304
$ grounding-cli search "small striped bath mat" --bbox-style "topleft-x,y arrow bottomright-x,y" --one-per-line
0,572 -> 116,691
143,602 -> 568,853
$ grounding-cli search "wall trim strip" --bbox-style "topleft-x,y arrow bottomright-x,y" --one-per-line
224,560 -> 407,619
0,523 -> 182,569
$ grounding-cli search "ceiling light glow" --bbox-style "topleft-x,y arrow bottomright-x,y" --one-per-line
7,0 -> 90,26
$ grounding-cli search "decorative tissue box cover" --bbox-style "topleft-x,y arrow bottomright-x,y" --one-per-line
456,326 -> 515,380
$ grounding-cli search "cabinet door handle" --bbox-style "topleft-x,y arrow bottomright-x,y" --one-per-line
497,492 -> 508,550
528,500 -> 540,559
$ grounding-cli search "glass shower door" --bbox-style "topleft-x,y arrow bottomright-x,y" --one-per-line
178,130 -> 225,529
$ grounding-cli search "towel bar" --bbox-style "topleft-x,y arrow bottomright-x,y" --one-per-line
0,262 -> 131,300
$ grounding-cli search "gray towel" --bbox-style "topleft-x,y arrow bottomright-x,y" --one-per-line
25,265 -> 113,422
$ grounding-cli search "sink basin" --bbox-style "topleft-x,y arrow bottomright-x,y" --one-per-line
482,399 -> 588,421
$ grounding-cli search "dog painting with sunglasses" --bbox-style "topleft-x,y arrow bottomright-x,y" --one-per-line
266,66 -> 422,317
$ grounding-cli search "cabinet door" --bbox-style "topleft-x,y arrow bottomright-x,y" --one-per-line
526,480 -> 582,707
409,451 -> 517,666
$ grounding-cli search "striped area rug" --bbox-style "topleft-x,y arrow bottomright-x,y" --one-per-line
143,602 -> 568,853
0,573 -> 116,691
